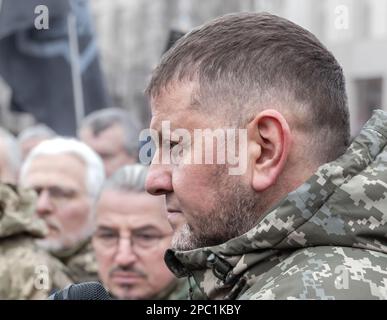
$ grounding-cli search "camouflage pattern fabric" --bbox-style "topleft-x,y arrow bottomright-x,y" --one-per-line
153,278 -> 203,300
53,238 -> 99,284
165,110 -> 387,300
0,184 -> 73,299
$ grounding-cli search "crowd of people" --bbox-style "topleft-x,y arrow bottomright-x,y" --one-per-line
0,107 -> 192,299
0,12 -> 386,300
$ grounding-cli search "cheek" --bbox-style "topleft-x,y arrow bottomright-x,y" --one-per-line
55,201 -> 90,231
111,156 -> 127,170
95,251 -> 112,285
142,247 -> 174,285
173,166 -> 217,213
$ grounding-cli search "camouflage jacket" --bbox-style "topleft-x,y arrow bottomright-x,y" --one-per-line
153,278 -> 202,300
0,184 -> 72,299
53,238 -> 99,283
165,110 -> 387,300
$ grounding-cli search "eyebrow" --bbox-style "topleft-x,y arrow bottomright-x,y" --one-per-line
132,225 -> 162,234
32,185 -> 81,195
95,225 -> 161,233
95,225 -> 116,232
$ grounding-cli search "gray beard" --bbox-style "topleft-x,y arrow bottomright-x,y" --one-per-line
171,179 -> 262,251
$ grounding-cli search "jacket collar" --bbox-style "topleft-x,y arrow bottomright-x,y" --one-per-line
165,110 -> 387,299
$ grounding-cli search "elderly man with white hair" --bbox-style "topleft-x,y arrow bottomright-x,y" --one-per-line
20,137 -> 105,283
0,127 -> 21,183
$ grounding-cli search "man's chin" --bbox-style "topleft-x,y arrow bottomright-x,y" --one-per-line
112,286 -> 146,300
171,223 -> 198,251
167,212 -> 187,232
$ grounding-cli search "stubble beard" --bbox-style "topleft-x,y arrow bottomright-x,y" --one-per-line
171,174 -> 264,251
36,217 -> 94,253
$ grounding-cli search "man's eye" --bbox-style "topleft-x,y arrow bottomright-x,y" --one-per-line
33,187 -> 43,195
161,139 -> 175,150
161,137 -> 178,147
98,233 -> 116,239
100,154 -> 114,160
135,234 -> 159,241
169,141 -> 179,148
32,187 -> 75,200
56,190 -> 75,199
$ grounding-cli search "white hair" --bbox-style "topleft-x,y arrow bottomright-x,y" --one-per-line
104,164 -> 148,192
18,124 -> 56,144
20,137 -> 105,202
0,127 -> 22,175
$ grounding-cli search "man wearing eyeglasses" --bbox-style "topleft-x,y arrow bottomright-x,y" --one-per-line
19,138 -> 105,283
93,164 -> 191,300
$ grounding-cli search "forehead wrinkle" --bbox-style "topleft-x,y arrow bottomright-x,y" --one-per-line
26,154 -> 86,189
150,82 -> 229,141
151,80 -> 198,111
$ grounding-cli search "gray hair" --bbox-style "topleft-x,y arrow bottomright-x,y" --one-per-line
79,107 -> 141,159
18,124 -> 56,144
103,164 -> 148,193
0,127 -> 21,175
20,137 -> 105,202
146,12 -> 350,164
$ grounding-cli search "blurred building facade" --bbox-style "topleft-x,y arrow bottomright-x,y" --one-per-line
90,0 -> 254,130
1,0 -> 386,135
90,0 -> 387,136
258,0 -> 387,136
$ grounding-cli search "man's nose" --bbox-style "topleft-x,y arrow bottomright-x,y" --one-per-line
146,164 -> 173,195
36,190 -> 54,217
115,238 -> 137,266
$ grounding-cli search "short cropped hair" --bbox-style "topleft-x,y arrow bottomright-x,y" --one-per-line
79,108 -> 141,159
147,12 -> 350,163
20,138 -> 105,201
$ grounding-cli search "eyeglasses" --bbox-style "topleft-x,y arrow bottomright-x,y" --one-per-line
93,230 -> 172,252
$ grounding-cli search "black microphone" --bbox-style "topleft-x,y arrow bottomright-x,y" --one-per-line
49,282 -> 112,300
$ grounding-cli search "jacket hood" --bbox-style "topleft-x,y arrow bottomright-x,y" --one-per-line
165,110 -> 387,298
0,184 -> 47,238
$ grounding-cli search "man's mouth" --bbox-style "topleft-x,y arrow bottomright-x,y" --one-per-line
45,222 -> 60,234
110,272 -> 144,284
167,210 -> 181,213
166,208 -> 183,221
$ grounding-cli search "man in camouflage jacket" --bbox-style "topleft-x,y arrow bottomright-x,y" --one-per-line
51,237 -> 99,284
0,184 -> 72,299
19,138 -> 105,284
164,111 -> 387,299
145,13 -> 387,300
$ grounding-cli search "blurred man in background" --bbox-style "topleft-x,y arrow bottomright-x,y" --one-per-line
0,128 -> 21,183
18,124 -> 56,160
79,108 -> 141,177
0,183 -> 72,299
93,164 -> 190,300
20,138 -> 105,283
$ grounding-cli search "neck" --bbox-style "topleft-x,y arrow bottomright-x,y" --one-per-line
51,237 -> 90,259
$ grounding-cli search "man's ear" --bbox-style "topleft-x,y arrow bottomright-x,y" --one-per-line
247,109 -> 292,192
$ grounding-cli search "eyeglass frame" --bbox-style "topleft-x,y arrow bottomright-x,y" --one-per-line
93,227 -> 173,254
